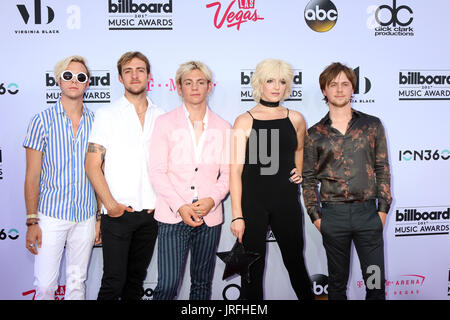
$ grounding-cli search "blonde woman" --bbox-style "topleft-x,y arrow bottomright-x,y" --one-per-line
230,59 -> 313,300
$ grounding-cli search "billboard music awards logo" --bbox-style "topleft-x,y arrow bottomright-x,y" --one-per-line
45,70 -> 111,104
304,0 -> 338,32
240,69 -> 302,102
206,0 -> 264,31
448,270 -> 450,296
14,0 -> 82,34
108,0 -> 173,30
398,70 -> 450,100
394,206 -> 450,237
367,0 -> 414,37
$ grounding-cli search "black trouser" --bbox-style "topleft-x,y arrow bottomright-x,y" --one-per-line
97,210 -> 158,300
321,200 -> 385,300
242,196 -> 313,300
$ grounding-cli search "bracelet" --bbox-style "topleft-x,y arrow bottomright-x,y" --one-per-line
26,214 -> 38,219
26,220 -> 39,227
231,217 -> 245,223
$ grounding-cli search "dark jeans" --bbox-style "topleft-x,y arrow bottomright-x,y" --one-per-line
153,222 -> 221,300
321,200 -> 385,300
97,210 -> 158,300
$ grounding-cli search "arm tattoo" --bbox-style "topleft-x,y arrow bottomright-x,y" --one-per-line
87,143 -> 106,161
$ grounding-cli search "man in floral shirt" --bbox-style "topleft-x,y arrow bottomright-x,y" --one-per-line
302,62 -> 392,300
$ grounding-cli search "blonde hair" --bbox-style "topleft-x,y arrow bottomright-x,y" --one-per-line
117,51 -> 150,75
251,59 -> 293,102
54,55 -> 90,81
175,61 -> 212,95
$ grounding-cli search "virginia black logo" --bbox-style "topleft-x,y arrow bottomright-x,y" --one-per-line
351,67 -> 375,104
15,0 -> 60,34
17,0 -> 55,24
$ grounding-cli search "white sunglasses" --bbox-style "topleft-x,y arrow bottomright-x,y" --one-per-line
61,70 -> 88,83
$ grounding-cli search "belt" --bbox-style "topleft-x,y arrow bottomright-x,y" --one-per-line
129,209 -> 155,214
321,199 -> 374,207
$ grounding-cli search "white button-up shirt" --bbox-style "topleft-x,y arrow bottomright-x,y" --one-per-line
183,104 -> 208,201
183,104 -> 208,161
89,96 -> 164,212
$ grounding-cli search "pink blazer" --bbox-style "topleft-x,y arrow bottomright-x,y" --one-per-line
148,105 -> 230,226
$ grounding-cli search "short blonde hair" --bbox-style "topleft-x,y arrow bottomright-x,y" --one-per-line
251,59 -> 293,102
54,55 -> 90,81
175,61 -> 213,95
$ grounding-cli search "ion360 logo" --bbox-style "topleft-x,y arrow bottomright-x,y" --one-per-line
304,0 -> 338,32
0,228 -> 19,240
398,149 -> 450,161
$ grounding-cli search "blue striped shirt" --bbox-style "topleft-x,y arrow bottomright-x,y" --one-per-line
23,100 -> 97,222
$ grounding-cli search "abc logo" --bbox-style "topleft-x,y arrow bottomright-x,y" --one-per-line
304,0 -> 338,32
311,274 -> 328,298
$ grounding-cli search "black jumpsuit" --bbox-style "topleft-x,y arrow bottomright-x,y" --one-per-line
241,109 -> 313,300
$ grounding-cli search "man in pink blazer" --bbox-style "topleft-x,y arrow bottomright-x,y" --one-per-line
148,61 -> 230,300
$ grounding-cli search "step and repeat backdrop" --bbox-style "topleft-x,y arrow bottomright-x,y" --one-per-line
0,0 -> 449,300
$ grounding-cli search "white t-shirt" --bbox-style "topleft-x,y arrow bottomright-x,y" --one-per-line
89,96 -> 165,212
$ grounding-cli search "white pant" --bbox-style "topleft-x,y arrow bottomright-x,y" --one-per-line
34,213 -> 96,300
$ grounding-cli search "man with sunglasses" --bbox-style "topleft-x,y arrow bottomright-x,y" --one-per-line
85,52 -> 164,300
23,55 -> 99,300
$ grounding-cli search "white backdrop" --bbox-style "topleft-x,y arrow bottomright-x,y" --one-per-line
0,0 -> 449,300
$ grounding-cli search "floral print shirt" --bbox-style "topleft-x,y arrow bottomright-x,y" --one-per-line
302,109 -> 392,222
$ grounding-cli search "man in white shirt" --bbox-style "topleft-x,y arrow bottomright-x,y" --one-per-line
85,51 -> 164,300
